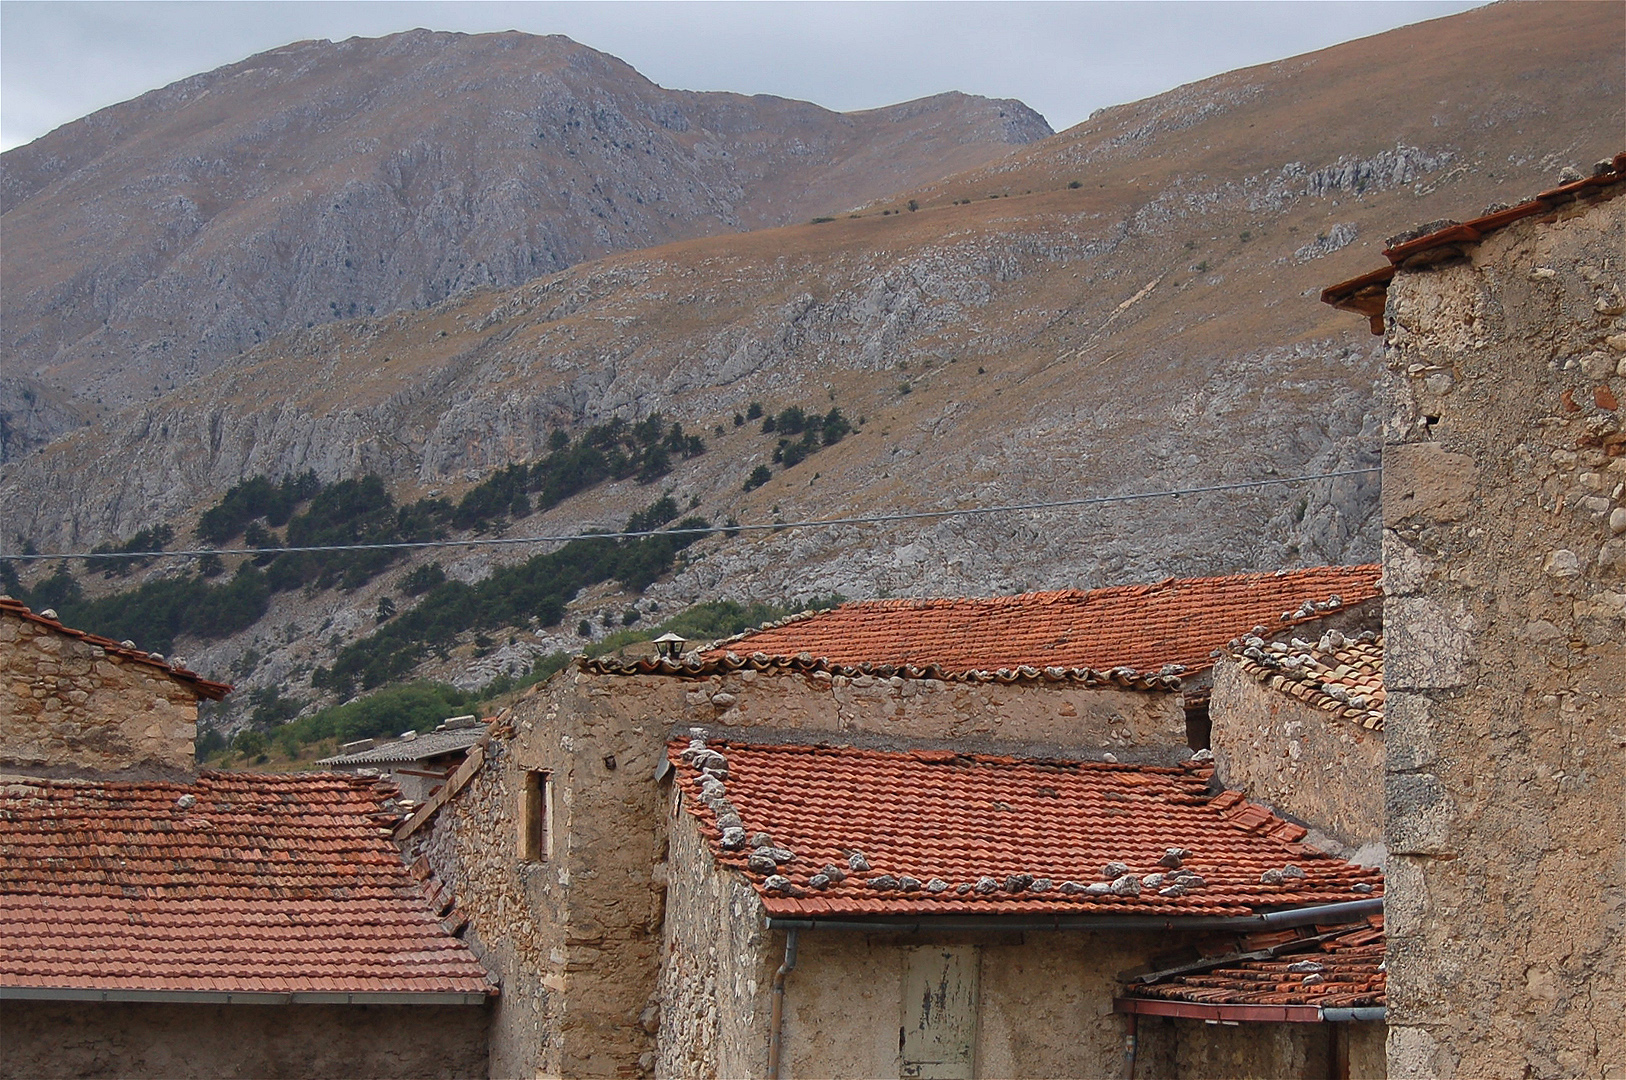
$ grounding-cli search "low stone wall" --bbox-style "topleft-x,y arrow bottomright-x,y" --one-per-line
0,1001 -> 488,1079
0,611 -> 198,777
1210,660 -> 1384,850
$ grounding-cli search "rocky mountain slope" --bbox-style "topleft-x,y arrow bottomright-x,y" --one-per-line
0,29 -> 1049,458
2,1 -> 1621,719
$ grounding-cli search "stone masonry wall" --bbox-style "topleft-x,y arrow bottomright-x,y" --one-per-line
1380,193 -> 1625,1078
1210,660 -> 1385,851
415,664 -> 1186,1079
1,610 -> 198,777
408,734 -> 559,1080
655,801 -> 777,1079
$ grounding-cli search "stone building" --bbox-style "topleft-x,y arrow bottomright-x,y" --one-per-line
402,565 -> 1388,1079
0,600 -> 495,1079
1324,153 -> 1626,1079
1,595 -> 230,778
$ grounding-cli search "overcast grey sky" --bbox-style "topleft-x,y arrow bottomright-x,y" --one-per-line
1,1 -> 1487,152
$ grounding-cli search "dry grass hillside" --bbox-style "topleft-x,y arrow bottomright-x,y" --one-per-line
2,0 -> 1621,717
0,29 -> 1048,457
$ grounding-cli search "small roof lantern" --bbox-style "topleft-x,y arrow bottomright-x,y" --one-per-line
653,632 -> 687,659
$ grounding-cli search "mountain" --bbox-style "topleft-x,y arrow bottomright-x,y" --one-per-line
0,29 -> 1050,458
1,1 -> 1621,720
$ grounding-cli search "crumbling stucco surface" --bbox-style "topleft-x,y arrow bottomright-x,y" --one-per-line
1135,1016 -> 1385,1080
0,609 -> 199,777
412,665 -> 1184,1078
0,1001 -> 489,1079
1381,192 -> 1625,1078
1210,659 -> 1384,849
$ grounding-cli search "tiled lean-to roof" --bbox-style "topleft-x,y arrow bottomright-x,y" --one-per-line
0,595 -> 231,700
317,725 -> 487,767
0,772 -> 492,1001
670,739 -> 1382,919
1117,917 -> 1384,1021
1323,151 -> 1626,333
1231,631 -> 1385,731
699,566 -> 1380,680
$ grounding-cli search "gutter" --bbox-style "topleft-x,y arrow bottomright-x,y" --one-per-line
764,897 -> 1382,935
0,987 -> 490,1006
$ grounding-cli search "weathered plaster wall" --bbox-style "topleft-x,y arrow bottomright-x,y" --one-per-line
0,1001 -> 488,1079
1135,1018 -> 1384,1080
1380,194 -> 1625,1078
656,800 -> 777,1079
768,929 -> 1163,1079
0,610 -> 197,777
1210,660 -> 1385,849
414,666 -> 1184,1079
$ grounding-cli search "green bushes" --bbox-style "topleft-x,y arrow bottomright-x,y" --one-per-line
752,405 -> 852,483
274,682 -> 476,749
311,498 -> 711,698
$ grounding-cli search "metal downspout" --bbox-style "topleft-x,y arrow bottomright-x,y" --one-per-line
767,927 -> 800,1079
1124,1011 -> 1138,1080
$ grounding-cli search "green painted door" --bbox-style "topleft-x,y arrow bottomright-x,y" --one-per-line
900,947 -> 979,1079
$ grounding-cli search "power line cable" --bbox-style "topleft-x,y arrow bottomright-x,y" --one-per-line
0,467 -> 1380,563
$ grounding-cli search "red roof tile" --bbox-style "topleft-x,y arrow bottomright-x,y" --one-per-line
701,565 -> 1379,679
1122,917 -> 1385,1010
670,740 -> 1382,919
1232,633 -> 1384,731
1,596 -> 232,699
0,772 -> 490,996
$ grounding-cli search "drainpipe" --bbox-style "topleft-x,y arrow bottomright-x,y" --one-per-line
1320,1006 -> 1387,1023
767,927 -> 800,1080
1123,1011 -> 1138,1080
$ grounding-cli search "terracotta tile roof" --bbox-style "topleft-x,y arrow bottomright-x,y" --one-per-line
0,772 -> 491,997
1323,151 -> 1626,332
1120,916 -> 1385,1012
0,596 -> 232,700
670,739 -> 1382,919
1231,631 -> 1384,731
698,566 -> 1380,680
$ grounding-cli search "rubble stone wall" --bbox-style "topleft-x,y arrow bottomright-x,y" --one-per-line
0,1000 -> 488,1079
407,736 -> 559,1080
0,610 -> 198,777
655,802 -> 776,1079
1210,660 -> 1385,850
1380,193 -> 1625,1078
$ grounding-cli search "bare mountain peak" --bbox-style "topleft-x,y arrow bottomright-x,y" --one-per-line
1,30 -> 1048,458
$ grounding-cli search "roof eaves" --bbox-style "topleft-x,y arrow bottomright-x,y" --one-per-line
1323,151 -> 1626,332
0,596 -> 233,700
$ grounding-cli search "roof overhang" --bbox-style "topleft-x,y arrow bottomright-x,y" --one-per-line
764,897 -> 1382,935
0,986 -> 490,1006
1114,998 -> 1383,1024
1323,151 -> 1626,334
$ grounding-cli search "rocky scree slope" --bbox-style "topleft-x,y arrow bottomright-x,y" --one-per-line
3,1 -> 1623,712
0,28 -> 1049,458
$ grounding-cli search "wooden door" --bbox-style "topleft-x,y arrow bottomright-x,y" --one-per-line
900,947 -> 979,1079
